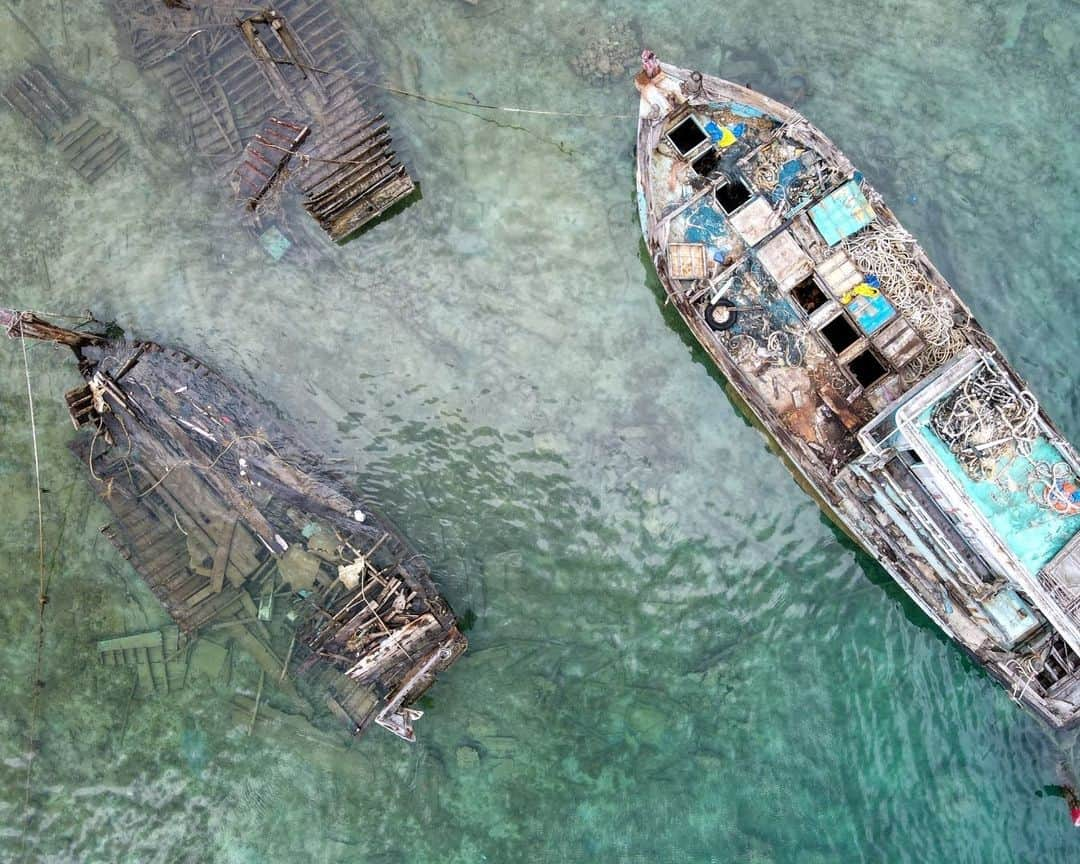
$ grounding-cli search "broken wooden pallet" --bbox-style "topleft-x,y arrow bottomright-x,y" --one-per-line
298,110 -> 415,241
236,116 -> 310,210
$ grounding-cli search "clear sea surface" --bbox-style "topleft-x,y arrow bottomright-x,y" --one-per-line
1,1 -> 1079,861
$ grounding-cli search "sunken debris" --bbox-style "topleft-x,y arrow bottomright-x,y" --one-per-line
98,627 -> 188,696
636,55 -> 1080,728
3,309 -> 464,742
109,0 -> 415,243
2,65 -> 128,183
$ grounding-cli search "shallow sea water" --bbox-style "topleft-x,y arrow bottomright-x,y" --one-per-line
1,0 -> 1079,861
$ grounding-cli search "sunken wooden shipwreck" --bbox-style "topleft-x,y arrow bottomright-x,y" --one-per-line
636,54 -> 1080,727
109,0 -> 416,251
2,309 -> 465,741
2,64 -> 128,184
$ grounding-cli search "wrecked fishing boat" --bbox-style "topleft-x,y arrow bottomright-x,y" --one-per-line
3,309 -> 465,741
636,54 -> 1080,727
109,0 -> 416,255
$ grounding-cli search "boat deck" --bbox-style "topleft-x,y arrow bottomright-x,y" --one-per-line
636,60 -> 1080,727
637,69 -> 972,482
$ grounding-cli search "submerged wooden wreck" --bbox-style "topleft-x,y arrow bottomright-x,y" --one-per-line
109,0 -> 415,247
2,64 -> 128,184
3,309 -> 464,741
636,54 -> 1080,727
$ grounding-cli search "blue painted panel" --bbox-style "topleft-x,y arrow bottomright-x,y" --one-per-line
920,414 -> 1080,573
846,291 -> 896,334
730,102 -> 764,118
981,588 -> 1040,646
809,180 -> 876,245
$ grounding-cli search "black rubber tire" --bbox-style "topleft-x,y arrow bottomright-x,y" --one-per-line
705,298 -> 738,332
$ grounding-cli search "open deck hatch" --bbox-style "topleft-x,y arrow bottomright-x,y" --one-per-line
791,274 -> 828,314
692,148 -> 720,177
668,116 -> 708,156
846,348 -> 887,387
714,177 -> 752,214
820,314 -> 860,354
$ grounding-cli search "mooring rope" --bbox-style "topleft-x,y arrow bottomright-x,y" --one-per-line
241,43 -> 635,121
19,332 -> 48,859
368,82 -> 634,120
242,48 -> 634,120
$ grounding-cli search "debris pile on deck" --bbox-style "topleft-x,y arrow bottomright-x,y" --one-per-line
4,309 -> 463,741
109,0 -> 415,244
2,65 -> 128,183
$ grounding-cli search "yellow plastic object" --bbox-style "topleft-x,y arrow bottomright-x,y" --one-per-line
840,282 -> 881,305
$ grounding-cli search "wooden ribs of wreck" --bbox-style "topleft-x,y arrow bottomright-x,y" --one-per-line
3,309 -> 464,741
237,117 -> 311,210
1,65 -> 128,183
109,0 -> 416,241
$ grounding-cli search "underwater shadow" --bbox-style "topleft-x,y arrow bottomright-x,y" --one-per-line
638,236 -> 963,651
638,236 -> 760,433
337,183 -> 425,247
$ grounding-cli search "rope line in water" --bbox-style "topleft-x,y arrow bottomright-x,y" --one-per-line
19,333 -> 48,861
244,48 -> 634,120
244,51 -> 634,119
370,82 -> 634,120
250,74 -> 628,169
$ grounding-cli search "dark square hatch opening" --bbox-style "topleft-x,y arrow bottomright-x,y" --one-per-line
714,178 -> 752,213
791,275 -> 828,314
692,148 -> 720,177
820,314 -> 860,354
846,349 -> 888,387
668,116 -> 708,156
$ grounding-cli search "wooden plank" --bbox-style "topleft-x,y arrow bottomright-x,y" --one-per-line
97,630 -> 164,653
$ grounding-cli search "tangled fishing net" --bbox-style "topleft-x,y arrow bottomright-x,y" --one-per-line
749,140 -> 789,193
930,365 -> 1038,481
930,365 -> 1077,513
722,270 -> 807,368
750,136 -> 844,212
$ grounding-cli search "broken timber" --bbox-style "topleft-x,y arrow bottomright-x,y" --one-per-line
4,309 -> 464,742
2,65 -> 128,183
238,117 -> 310,210
109,0 -> 416,242
98,626 -> 187,695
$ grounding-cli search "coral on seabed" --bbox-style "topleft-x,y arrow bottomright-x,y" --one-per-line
571,21 -> 640,84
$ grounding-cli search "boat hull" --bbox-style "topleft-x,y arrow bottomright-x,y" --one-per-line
635,60 -> 1080,727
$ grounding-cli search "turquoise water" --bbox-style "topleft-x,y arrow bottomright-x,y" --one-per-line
1,0 -> 1079,861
